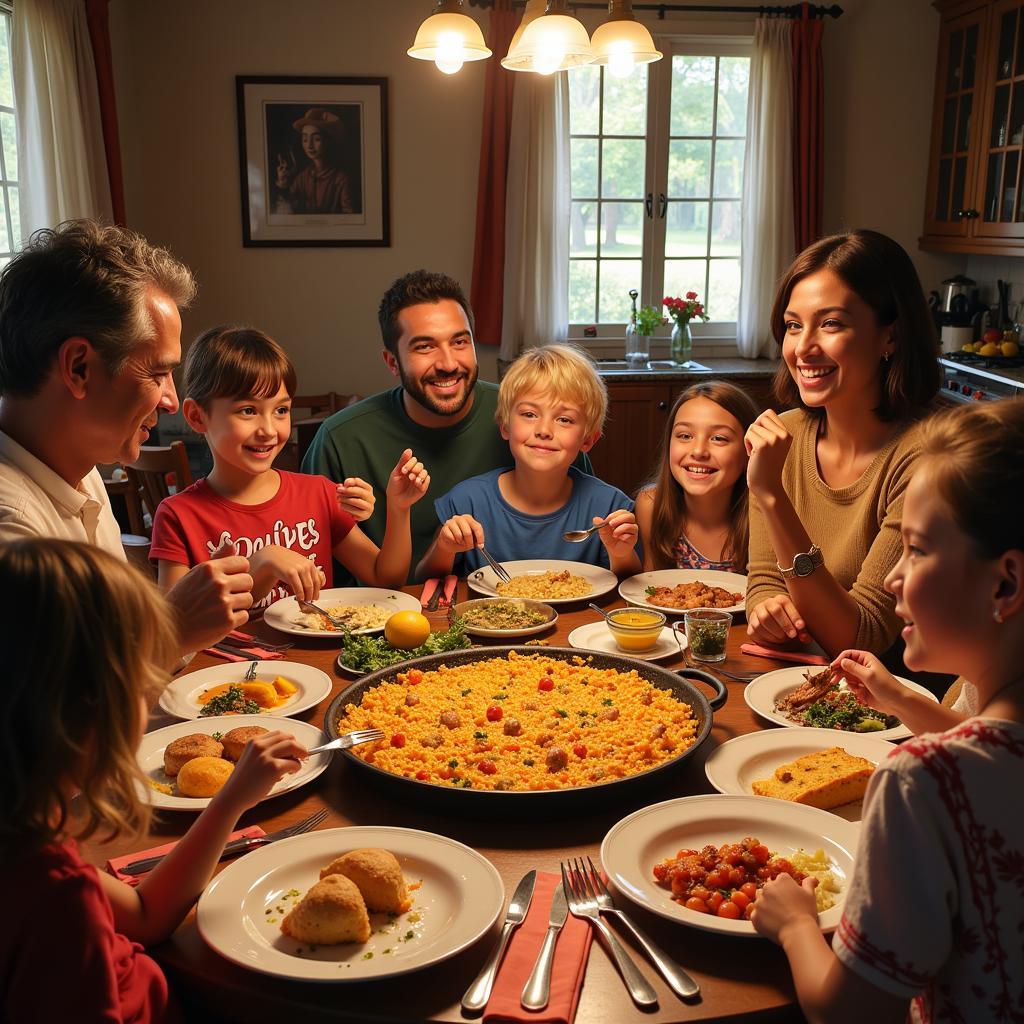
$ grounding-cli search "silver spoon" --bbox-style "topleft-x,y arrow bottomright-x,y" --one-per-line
562,517 -> 610,542
588,602 -> 614,622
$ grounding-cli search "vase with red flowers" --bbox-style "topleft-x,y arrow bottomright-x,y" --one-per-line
663,292 -> 710,365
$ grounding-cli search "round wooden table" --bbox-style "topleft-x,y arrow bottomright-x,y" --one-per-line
84,585 -> 812,1024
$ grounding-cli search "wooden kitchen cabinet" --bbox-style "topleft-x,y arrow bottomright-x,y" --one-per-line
922,0 -> 1024,254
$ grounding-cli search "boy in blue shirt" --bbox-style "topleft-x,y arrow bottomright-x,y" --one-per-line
417,345 -> 640,578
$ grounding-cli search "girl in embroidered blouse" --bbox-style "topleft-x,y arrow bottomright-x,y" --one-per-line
751,400 -> 1024,1024
636,381 -> 757,572
0,538 -> 309,1021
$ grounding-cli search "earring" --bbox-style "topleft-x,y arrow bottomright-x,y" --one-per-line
994,608 -> 1004,624
883,352 -> 892,363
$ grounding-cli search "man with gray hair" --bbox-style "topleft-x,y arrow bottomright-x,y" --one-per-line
0,220 -> 254,656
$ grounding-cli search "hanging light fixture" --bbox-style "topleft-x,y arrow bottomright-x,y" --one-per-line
590,0 -> 662,78
501,0 -> 594,75
408,0 -> 492,76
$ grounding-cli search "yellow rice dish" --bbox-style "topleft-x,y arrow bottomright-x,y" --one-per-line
339,651 -> 699,791
495,570 -> 592,600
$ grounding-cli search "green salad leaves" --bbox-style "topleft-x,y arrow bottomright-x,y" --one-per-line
339,620 -> 471,673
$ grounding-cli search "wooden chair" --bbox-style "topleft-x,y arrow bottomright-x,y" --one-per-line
125,440 -> 194,526
279,392 -> 361,470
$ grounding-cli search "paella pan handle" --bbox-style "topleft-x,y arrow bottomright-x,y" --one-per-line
675,668 -> 727,710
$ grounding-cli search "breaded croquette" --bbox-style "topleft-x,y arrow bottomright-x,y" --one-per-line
281,874 -> 371,944
320,848 -> 411,914
163,733 -> 223,777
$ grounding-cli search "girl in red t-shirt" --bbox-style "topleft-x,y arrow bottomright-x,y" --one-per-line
0,538 -> 309,1022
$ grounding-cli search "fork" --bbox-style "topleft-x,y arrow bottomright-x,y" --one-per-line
478,545 -> 512,584
560,862 -> 658,1008
296,599 -> 350,629
680,643 -> 757,682
121,807 -> 330,875
306,728 -> 385,756
581,856 -> 700,1000
226,636 -> 294,653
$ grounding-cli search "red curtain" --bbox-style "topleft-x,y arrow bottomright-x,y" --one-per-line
791,4 -> 824,252
84,0 -> 126,224
469,0 -> 519,346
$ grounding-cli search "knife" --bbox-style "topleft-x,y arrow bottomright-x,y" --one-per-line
461,870 -> 536,1012
521,881 -> 568,1010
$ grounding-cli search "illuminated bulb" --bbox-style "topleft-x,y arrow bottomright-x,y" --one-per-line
533,31 -> 567,75
434,31 -> 466,74
607,40 -> 636,78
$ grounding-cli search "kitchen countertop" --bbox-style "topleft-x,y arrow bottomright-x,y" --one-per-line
595,356 -> 779,382
940,355 -> 1024,390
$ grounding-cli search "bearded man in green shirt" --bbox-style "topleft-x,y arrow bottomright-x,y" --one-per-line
303,269 -> 591,584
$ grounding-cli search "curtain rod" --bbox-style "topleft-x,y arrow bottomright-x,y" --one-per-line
467,2 -> 843,17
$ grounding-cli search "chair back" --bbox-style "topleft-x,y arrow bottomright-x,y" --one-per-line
125,440 -> 194,527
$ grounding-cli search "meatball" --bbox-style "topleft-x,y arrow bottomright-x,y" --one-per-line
545,746 -> 569,772
502,718 -> 522,737
597,707 -> 620,722
535,732 -> 554,748
420,731 -> 443,748
640,691 -> 654,706
439,710 -> 460,729
649,723 -> 666,739
404,693 -> 420,707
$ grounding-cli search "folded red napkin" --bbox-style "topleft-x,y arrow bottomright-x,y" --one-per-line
740,642 -> 829,666
420,578 -> 441,608
106,825 -> 266,886
484,871 -> 593,1024
203,639 -> 284,662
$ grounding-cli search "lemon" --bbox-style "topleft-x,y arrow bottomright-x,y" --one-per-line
384,610 -> 431,650
1001,340 -> 1020,357
962,342 -> 976,353
978,342 -> 1001,356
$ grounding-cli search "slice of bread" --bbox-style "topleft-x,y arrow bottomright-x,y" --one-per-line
751,746 -> 875,809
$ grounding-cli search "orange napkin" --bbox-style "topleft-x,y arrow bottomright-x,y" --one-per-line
105,825 -> 266,886
740,642 -> 829,666
484,871 -> 593,1024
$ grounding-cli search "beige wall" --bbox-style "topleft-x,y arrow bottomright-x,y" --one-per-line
110,0 -> 968,398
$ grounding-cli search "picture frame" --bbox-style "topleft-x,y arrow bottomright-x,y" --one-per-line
236,76 -> 390,247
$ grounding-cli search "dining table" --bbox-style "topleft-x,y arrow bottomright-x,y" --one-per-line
82,582 -> 821,1024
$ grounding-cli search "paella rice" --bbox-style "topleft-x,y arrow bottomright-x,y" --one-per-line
294,604 -> 392,631
496,570 -> 592,600
338,651 -> 699,791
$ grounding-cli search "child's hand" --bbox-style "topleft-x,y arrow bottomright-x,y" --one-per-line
832,649 -> 906,716
386,449 -> 430,509
216,730 -> 307,812
249,545 -> 325,602
336,478 -> 375,522
596,509 -> 638,560
747,594 -> 811,645
438,514 -> 484,554
744,410 -> 792,498
750,872 -> 819,945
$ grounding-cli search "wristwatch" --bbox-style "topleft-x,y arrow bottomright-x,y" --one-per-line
778,544 -> 823,579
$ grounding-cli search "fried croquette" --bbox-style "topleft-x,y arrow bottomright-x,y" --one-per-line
281,874 -> 371,944
176,755 -> 234,797
163,733 -> 224,777
319,848 -> 411,914
221,725 -> 270,762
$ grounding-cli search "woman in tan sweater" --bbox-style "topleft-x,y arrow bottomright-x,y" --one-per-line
744,230 -> 940,656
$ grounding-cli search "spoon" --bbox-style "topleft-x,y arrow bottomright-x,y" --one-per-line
562,517 -> 610,543
588,602 -> 614,622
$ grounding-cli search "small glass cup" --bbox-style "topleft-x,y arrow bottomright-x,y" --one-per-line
604,607 -> 666,653
682,608 -> 732,662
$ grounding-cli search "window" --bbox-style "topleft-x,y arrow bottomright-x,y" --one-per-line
568,39 -> 751,344
0,2 -> 18,269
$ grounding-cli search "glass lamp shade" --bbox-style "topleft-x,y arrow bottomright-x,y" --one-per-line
408,8 -> 492,75
590,18 -> 662,78
501,8 -> 594,74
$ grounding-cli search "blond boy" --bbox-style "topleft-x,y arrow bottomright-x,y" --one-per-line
417,345 -> 640,579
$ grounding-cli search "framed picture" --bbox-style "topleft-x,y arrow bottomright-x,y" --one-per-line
236,76 -> 390,247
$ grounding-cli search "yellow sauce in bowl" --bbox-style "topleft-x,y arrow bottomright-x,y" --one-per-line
606,609 -> 665,652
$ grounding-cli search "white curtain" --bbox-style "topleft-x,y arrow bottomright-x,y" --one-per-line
13,0 -> 112,238
737,17 -> 794,359
500,71 -> 570,365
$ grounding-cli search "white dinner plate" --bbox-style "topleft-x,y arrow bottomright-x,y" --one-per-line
136,715 -> 328,811
159,660 -> 332,720
601,794 -> 858,937
263,588 -> 421,638
452,598 -> 558,639
468,559 -> 618,605
704,727 -> 895,823
618,569 -> 747,616
743,666 -> 938,741
566,621 -> 683,662
197,826 -> 504,981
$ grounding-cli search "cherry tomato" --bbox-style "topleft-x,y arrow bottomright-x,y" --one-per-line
415,769 -> 429,781
406,669 -> 423,685
730,890 -> 750,911
717,900 -> 741,919
486,705 -> 503,722
538,677 -> 554,691
706,869 -> 728,889
741,882 -> 758,901
729,867 -> 747,887
752,844 -> 771,865
684,897 -> 707,914
573,744 -> 587,758
706,891 -> 724,912
478,759 -> 497,775
390,733 -> 406,748
744,903 -> 756,920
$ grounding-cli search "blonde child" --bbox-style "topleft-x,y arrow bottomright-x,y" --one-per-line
750,400 -> 1024,1024
151,327 -> 430,607
417,344 -> 639,578
0,538 -> 309,1020
636,381 -> 757,572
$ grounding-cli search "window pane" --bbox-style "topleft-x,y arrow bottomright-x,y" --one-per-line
671,55 -> 716,136
710,201 -> 741,256
598,260 -> 642,323
664,259 -> 707,304
713,139 -> 744,198
716,57 -> 750,135
708,258 -> 741,321
570,201 -> 597,256
572,138 -> 598,198
569,260 -> 597,322
665,201 -> 708,257
601,201 -> 643,256
668,139 -> 711,197
0,190 -> 8,252
602,64 -> 647,136
1,111 -> 15,180
569,65 -> 600,135
601,138 -> 645,198
8,186 -> 20,250
0,17 -> 11,108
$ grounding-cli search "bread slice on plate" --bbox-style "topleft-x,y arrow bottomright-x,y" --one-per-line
752,746 -> 875,810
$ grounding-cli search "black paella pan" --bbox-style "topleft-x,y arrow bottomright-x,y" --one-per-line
323,645 -> 726,816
